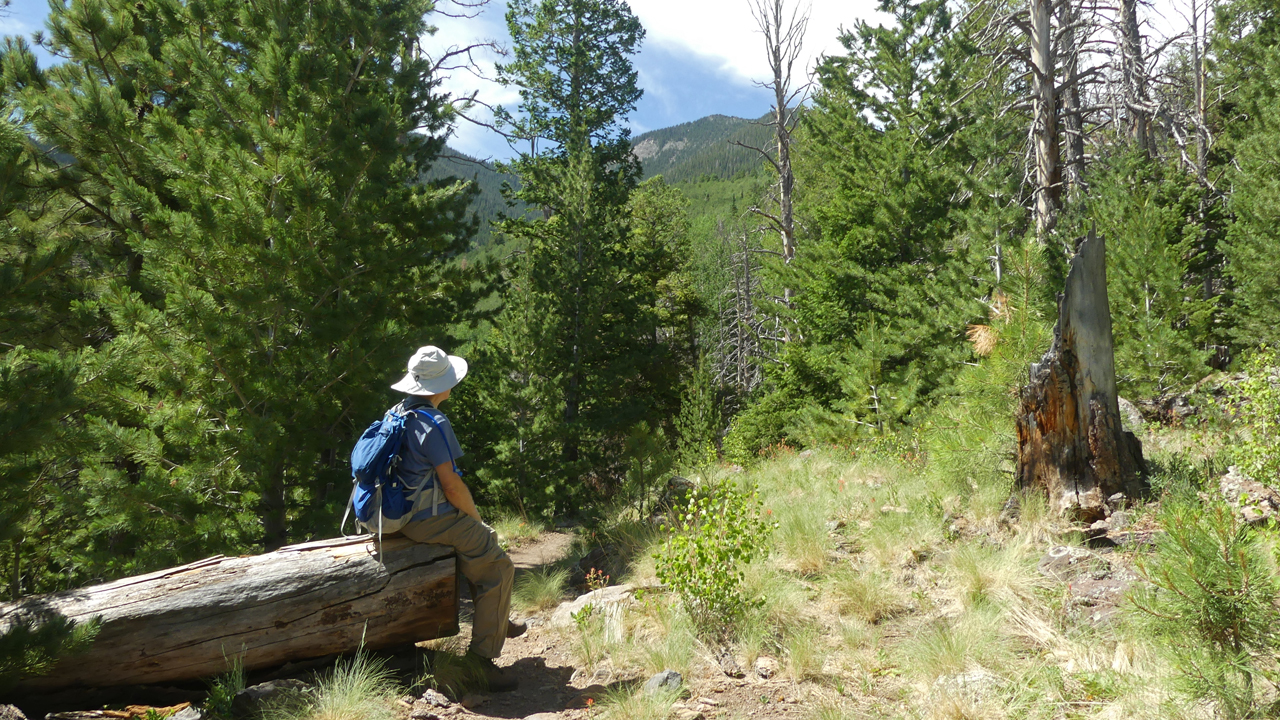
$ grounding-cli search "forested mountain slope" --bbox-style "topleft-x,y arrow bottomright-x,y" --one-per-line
632,113 -> 774,184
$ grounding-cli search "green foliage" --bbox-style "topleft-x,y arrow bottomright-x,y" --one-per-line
1059,153 -> 1214,395
673,355 -> 722,471
203,655 -> 247,719
512,566 -> 569,612
0,0 -> 480,594
654,480 -> 776,638
778,0 -> 1009,442
1130,501 -> 1280,718
1217,0 -> 1280,348
0,614 -> 100,693
1229,349 -> 1280,484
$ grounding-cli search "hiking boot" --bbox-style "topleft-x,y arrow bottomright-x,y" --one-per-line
466,651 -> 519,692
506,617 -> 528,638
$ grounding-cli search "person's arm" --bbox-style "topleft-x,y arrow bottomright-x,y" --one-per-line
435,461 -> 482,523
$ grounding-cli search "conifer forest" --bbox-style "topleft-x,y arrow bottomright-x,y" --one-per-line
3,0 -> 1280,716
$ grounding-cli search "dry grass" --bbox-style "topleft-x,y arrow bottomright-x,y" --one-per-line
824,567 -> 907,623
512,566 -> 569,613
400,438 -> 1220,720
945,538 -> 1043,610
270,652 -> 400,720
491,513 -> 546,548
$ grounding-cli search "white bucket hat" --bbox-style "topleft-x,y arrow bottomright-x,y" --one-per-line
391,346 -> 468,396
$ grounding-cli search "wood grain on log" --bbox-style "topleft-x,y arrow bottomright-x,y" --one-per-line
1016,230 -> 1146,519
0,536 -> 457,694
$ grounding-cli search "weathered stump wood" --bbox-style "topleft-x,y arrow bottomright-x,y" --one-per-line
1016,230 -> 1146,519
0,535 -> 457,694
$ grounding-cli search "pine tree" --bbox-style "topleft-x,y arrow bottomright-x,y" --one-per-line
4,0 -> 477,569
473,1 -> 700,514
777,0 -> 993,437
1217,0 -> 1280,348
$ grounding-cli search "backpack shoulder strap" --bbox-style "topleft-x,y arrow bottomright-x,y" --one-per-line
408,407 -> 458,473
409,407 -> 458,518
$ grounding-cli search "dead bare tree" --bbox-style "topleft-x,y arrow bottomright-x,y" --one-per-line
1118,0 -> 1154,152
734,0 -> 810,264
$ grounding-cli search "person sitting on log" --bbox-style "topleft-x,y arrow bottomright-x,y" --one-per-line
388,345 -> 525,692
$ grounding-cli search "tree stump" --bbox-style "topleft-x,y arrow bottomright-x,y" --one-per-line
0,535 -> 457,695
1015,230 -> 1146,519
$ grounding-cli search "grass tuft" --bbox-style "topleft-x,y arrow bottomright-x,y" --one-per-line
599,683 -> 680,720
785,624 -> 826,681
270,651 -> 399,720
491,513 -> 546,549
825,567 -> 906,623
512,566 -> 569,613
898,609 -> 1010,682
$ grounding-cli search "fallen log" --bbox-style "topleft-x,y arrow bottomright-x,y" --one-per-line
1015,229 -> 1146,519
1,535 -> 457,695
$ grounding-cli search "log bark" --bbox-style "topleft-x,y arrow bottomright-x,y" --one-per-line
0,536 -> 457,694
1016,230 -> 1146,519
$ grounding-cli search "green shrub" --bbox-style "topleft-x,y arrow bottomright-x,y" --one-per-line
654,480 -> 776,639
1129,500 -> 1280,718
1231,349 -> 1280,485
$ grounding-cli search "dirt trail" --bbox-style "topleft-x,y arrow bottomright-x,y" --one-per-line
507,531 -> 576,572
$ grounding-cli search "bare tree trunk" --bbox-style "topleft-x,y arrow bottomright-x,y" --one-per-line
746,0 -> 807,263
1016,230 -> 1146,519
260,465 -> 288,552
1058,0 -> 1086,200
1191,0 -> 1208,181
1119,0 -> 1150,153
1031,0 -> 1061,240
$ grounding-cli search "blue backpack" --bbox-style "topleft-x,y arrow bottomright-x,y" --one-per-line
342,406 -> 457,541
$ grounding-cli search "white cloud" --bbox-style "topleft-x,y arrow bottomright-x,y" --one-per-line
627,0 -> 882,86
421,0 -> 885,158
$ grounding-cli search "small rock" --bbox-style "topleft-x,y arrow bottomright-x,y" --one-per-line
1108,510 -> 1131,531
460,693 -> 487,709
697,697 -> 721,706
754,656 -> 777,679
233,679 -> 311,715
726,465 -> 744,474
550,584 -> 636,628
798,449 -> 814,459
932,669 -> 1001,700
523,714 -> 562,720
0,706 -> 26,720
642,669 -> 683,696
1038,545 -> 1099,581
409,709 -> 441,720
419,689 -> 451,708
716,648 -> 745,678
1219,466 -> 1280,525
1117,397 -> 1144,431
675,711 -> 705,720
997,495 -> 1020,526
166,709 -> 205,720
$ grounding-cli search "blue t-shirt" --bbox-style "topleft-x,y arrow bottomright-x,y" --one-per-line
394,395 -> 464,520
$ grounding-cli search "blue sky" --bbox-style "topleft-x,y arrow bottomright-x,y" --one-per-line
3,0 -> 883,160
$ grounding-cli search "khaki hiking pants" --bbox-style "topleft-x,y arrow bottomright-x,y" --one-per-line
400,511 -> 514,659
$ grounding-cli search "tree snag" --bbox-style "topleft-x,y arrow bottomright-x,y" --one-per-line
1,536 -> 457,695
1016,230 -> 1146,519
